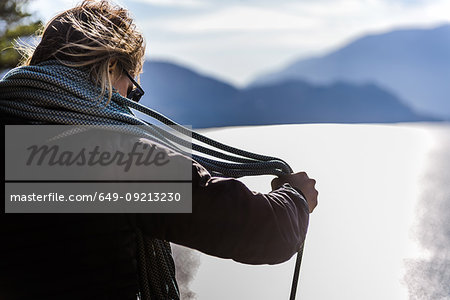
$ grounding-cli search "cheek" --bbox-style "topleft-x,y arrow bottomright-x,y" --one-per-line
112,77 -> 130,97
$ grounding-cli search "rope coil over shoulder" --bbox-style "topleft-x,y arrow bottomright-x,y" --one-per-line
0,61 -> 305,300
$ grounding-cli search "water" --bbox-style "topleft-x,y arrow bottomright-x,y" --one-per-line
171,123 -> 450,300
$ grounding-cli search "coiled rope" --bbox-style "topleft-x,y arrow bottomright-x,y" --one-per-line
0,61 -> 305,300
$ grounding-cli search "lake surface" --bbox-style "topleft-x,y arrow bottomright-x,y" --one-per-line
171,123 -> 450,300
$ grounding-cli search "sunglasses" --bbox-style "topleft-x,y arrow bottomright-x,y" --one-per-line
124,71 -> 145,102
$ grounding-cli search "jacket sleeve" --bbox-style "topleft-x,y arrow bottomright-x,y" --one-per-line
136,157 -> 310,265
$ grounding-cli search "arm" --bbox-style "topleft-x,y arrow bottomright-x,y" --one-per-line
137,159 -> 310,265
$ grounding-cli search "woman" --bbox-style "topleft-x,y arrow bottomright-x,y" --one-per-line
0,1 -> 318,299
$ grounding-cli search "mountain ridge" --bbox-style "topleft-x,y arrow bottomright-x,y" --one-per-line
250,24 -> 450,119
139,60 -> 435,128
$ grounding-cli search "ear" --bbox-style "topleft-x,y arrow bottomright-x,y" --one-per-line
108,59 -> 119,74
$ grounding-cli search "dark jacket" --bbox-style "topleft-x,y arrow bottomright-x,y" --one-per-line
0,113 -> 310,299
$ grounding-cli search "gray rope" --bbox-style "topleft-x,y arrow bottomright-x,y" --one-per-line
0,61 -> 304,300
0,61 -> 294,177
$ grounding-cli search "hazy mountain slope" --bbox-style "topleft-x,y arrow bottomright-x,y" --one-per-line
251,25 -> 450,118
139,61 -> 434,128
139,61 -> 240,127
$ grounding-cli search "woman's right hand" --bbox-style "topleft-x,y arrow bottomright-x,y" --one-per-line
271,172 -> 318,213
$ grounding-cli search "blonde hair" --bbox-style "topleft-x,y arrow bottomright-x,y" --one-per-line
19,0 -> 145,102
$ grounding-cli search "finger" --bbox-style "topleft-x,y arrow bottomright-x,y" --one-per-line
271,177 -> 283,190
296,172 -> 309,179
276,174 -> 290,181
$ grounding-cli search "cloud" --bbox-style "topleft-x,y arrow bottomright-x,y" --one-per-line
140,5 -> 320,33
29,0 -> 450,84
130,0 -> 207,8
139,0 -> 450,35
138,0 -> 450,49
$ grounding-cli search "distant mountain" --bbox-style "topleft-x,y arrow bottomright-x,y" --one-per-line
251,24 -> 450,119
139,61 -> 239,127
235,80 -> 430,125
139,60 -> 434,128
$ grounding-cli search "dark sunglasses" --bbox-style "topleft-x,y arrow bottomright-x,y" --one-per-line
124,71 -> 145,102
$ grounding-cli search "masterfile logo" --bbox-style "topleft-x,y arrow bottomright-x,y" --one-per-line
4,125 -> 193,213
26,142 -> 170,172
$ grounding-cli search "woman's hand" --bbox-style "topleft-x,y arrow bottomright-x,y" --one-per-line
271,172 -> 318,213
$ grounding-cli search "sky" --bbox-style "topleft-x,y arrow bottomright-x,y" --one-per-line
30,0 -> 450,86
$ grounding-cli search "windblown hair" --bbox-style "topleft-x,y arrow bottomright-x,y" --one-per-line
19,0 -> 145,101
